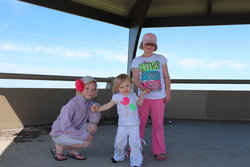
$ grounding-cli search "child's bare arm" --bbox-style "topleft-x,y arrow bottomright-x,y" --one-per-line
137,90 -> 148,106
162,64 -> 171,103
98,100 -> 116,112
132,68 -> 151,93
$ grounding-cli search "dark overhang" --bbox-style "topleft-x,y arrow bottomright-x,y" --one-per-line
19,0 -> 250,28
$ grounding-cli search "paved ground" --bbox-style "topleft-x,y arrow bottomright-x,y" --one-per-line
1,119 -> 250,167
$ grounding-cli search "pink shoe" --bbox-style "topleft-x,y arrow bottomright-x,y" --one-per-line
126,148 -> 131,158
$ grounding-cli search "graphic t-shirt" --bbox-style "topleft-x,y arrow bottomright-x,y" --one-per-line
131,53 -> 168,99
112,92 -> 140,126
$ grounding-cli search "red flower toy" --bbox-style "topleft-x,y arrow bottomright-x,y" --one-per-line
75,79 -> 85,92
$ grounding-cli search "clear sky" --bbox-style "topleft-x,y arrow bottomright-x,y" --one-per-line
1,0 -> 250,90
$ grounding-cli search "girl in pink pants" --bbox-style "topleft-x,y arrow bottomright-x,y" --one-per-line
131,33 -> 171,161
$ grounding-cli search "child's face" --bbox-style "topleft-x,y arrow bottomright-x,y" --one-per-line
118,79 -> 132,95
80,81 -> 97,99
143,43 -> 156,53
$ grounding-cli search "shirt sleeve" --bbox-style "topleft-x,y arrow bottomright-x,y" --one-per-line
111,94 -> 119,104
59,102 -> 88,140
132,92 -> 139,101
160,54 -> 168,64
130,57 -> 139,69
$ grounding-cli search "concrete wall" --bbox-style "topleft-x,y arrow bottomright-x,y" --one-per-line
0,88 -> 74,129
0,88 -> 117,130
166,90 -> 250,121
1,88 -> 250,130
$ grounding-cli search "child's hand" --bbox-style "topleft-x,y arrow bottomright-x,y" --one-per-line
87,134 -> 93,141
91,104 -> 99,112
163,95 -> 172,103
142,88 -> 151,94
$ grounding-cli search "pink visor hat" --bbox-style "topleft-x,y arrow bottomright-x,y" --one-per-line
142,33 -> 157,45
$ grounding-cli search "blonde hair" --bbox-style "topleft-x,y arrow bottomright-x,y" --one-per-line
112,74 -> 133,94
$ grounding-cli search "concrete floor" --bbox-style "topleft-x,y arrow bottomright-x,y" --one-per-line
1,119 -> 250,167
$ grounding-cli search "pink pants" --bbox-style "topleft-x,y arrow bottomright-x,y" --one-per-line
138,98 -> 166,155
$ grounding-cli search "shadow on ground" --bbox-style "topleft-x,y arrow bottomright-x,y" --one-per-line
1,119 -> 250,167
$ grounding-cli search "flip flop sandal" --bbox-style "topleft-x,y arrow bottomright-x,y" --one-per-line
50,148 -> 67,161
66,152 -> 86,160
154,153 -> 167,161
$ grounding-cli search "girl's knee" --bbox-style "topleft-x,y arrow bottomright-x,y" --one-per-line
81,140 -> 91,148
87,123 -> 98,134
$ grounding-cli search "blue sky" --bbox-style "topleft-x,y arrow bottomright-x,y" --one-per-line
1,0 -> 250,90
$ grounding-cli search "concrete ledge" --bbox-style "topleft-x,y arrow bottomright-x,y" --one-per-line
1,88 -> 250,130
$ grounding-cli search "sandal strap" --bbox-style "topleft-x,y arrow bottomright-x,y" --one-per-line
155,153 -> 166,160
54,152 -> 65,156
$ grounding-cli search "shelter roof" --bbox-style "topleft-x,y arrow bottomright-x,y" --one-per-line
19,0 -> 250,28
